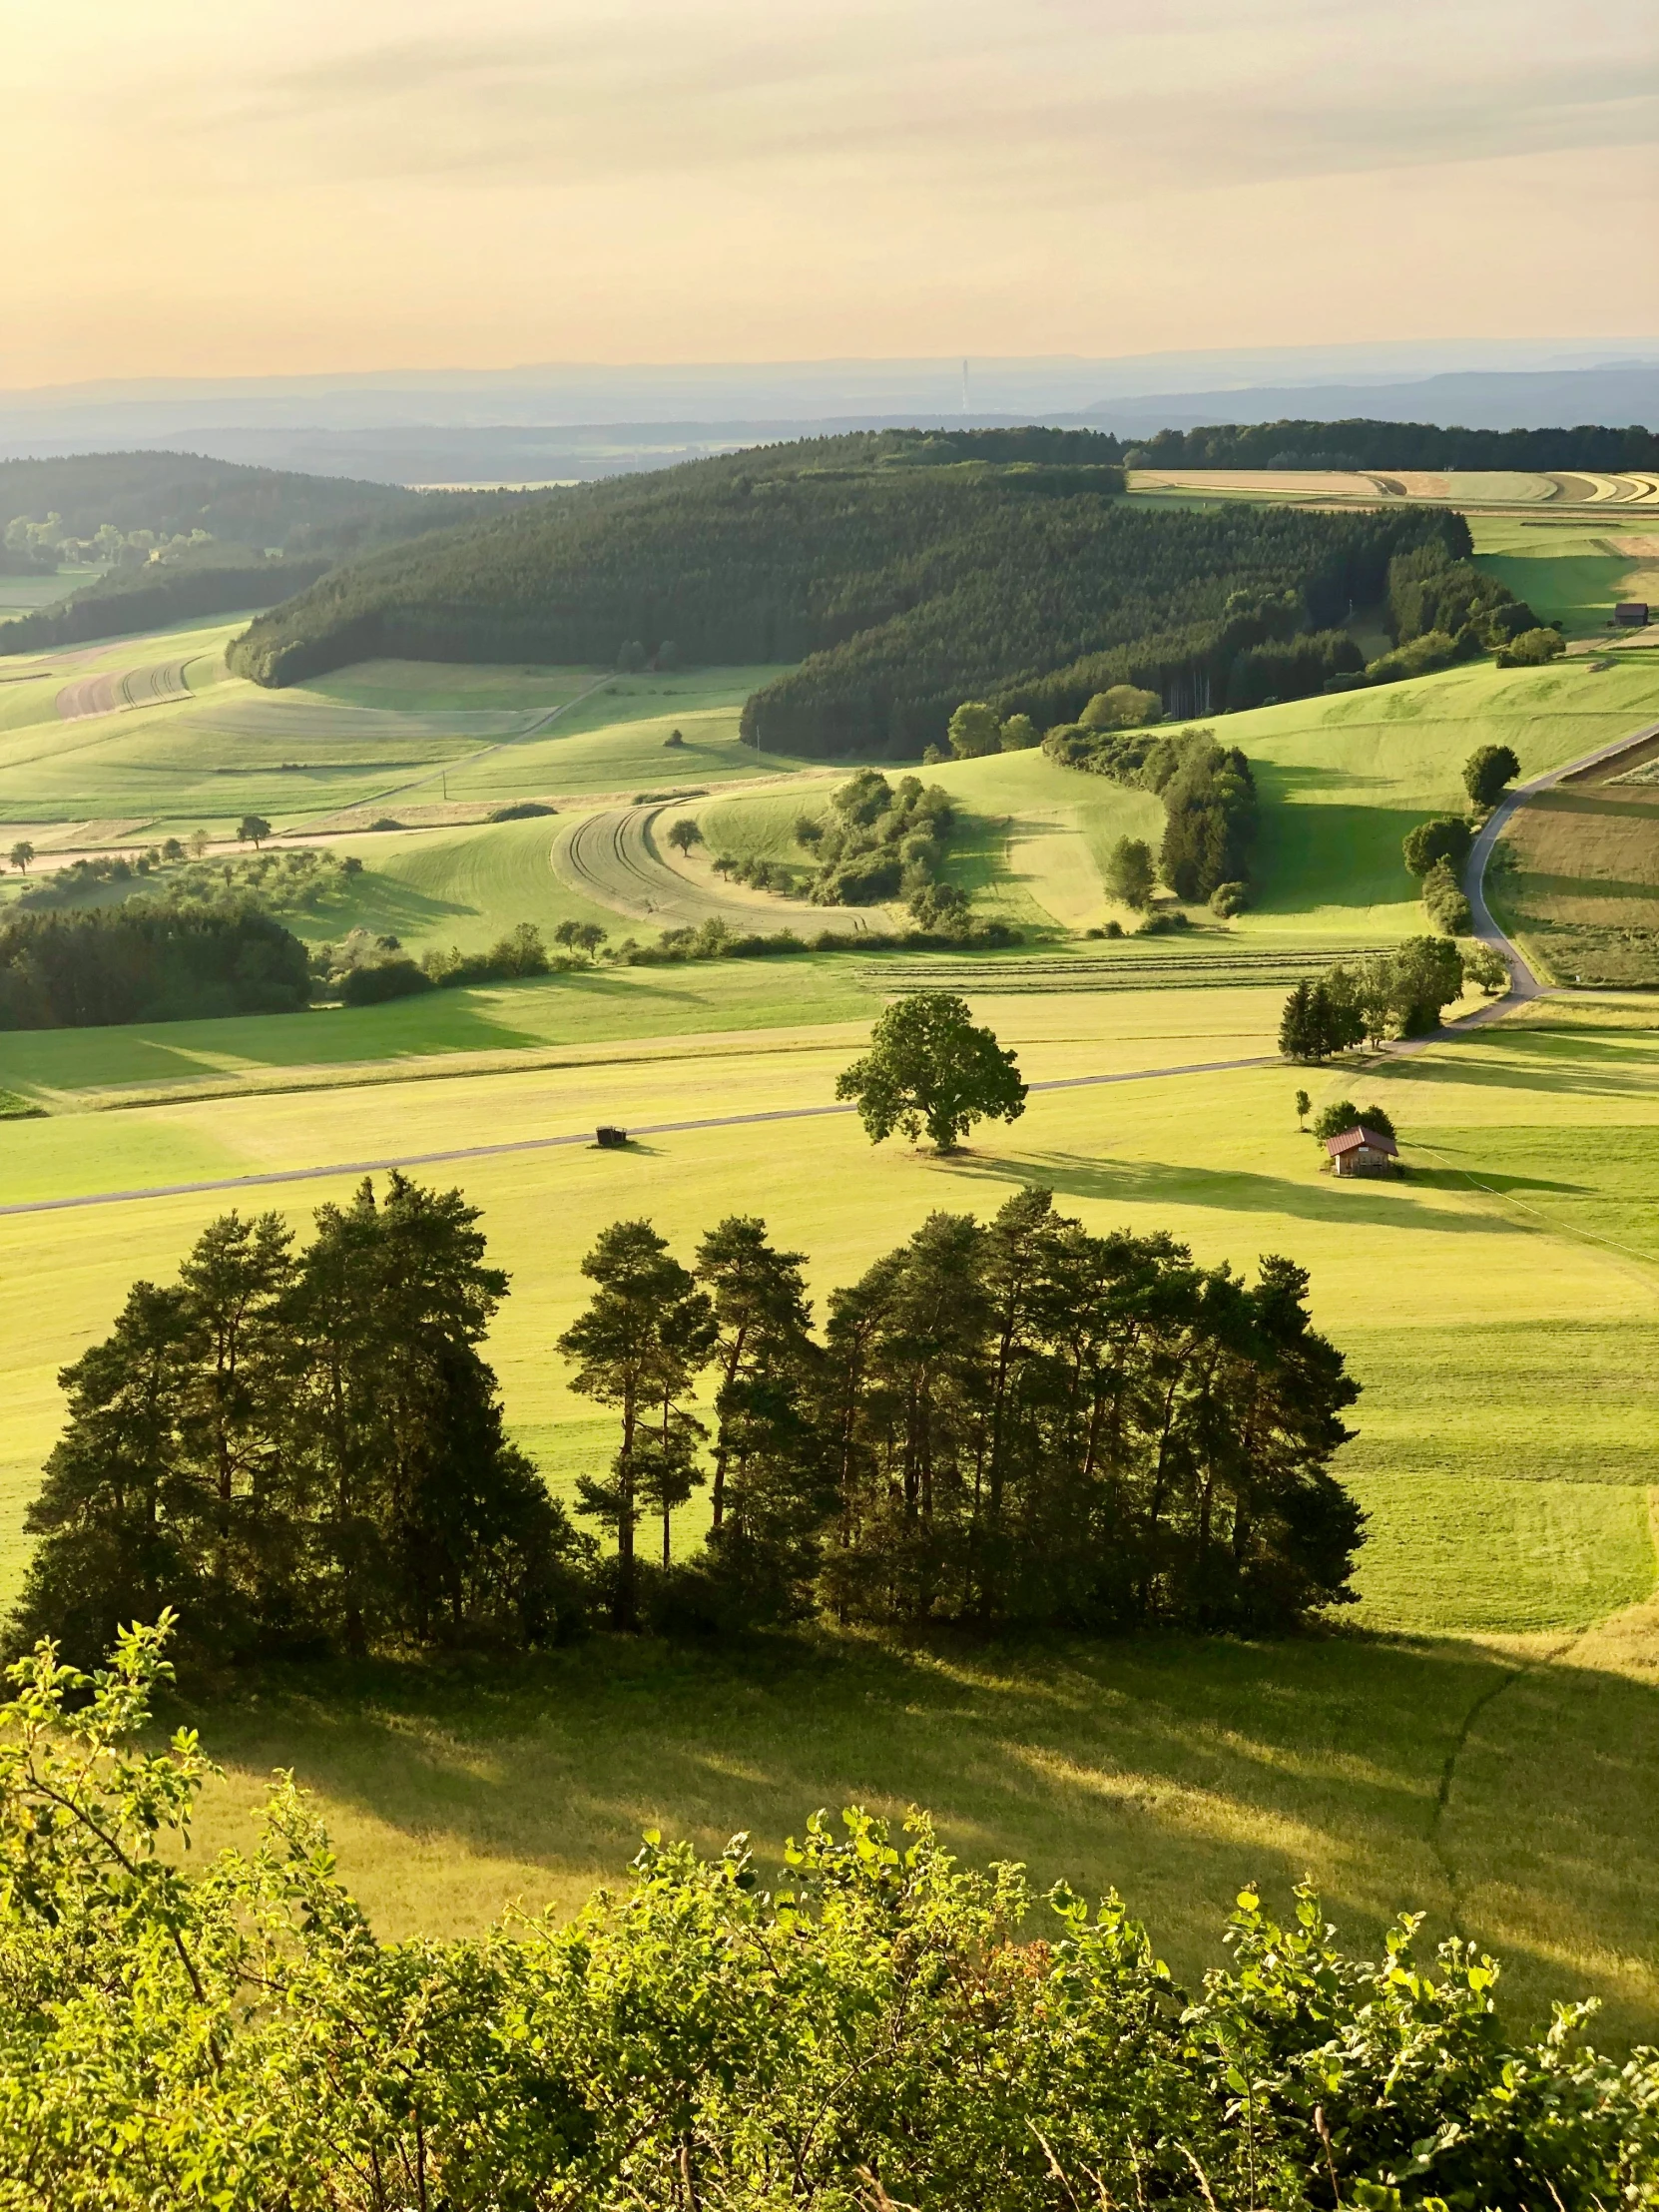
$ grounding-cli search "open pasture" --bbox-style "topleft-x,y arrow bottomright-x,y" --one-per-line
0,632 -> 800,836
680,657 -> 1659,943
1471,512 -> 1659,641
1,982 -> 1657,2034
0,565 -> 101,621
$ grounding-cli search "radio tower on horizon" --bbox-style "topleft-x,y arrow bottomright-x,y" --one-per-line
960,358 -> 971,414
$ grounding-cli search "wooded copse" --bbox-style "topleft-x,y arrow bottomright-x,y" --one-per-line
15,1178 -> 1366,1668
0,553 -> 333,655
8,1625 -> 1655,2212
1042,722 -> 1259,903
225,431 -> 1466,753
0,900 -> 311,1028
1279,939 -> 1470,1058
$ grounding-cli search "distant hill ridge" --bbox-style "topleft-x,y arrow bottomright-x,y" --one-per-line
227,427 -> 1464,757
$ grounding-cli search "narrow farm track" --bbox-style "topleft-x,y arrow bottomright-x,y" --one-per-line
55,657 -> 194,722
0,1052 -> 1283,1218
554,803 -> 872,934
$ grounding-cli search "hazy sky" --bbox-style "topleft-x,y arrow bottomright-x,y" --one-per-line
6,0 -> 1656,385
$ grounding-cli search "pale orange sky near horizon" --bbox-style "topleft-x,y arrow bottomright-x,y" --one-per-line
4,0 -> 1656,387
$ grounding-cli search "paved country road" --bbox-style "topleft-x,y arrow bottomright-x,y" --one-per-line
1465,716 -> 1659,1008
10,716 -> 1657,1222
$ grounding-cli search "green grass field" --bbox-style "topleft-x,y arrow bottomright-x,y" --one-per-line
4,525 -> 1659,2042
0,645 -> 800,835
1,984 -> 1656,2033
1471,514 -> 1659,641
683,657 -> 1659,942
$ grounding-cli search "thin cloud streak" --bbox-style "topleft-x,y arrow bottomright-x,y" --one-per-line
2,0 -> 1655,380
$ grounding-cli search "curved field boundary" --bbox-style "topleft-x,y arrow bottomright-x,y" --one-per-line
553,804 -> 873,935
1467,717 -> 1659,996
55,657 -> 194,722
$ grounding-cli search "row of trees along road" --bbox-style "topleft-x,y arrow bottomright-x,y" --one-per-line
1279,937 -> 1470,1059
17,1179 -> 1365,1664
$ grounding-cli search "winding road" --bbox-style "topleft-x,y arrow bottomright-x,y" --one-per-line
1464,716 -> 1659,1006
554,803 -> 874,935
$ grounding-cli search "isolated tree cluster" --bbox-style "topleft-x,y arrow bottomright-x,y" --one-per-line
0,899 -> 310,1029
1044,722 -> 1258,904
17,1167 -> 1368,1661
1279,939 -> 1467,1059
793,768 -> 957,905
471,1182 -> 1365,1640
15,1175 -> 589,1667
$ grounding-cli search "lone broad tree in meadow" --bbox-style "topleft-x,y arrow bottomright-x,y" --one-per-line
1463,743 -> 1520,812
836,991 -> 1026,1154
237,815 -> 272,849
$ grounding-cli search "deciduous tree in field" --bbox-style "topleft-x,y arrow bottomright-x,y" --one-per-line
7,840 -> 33,873
1081,682 -> 1162,730
836,991 -> 1027,1153
1105,833 -> 1156,908
236,814 -> 272,849
666,817 -> 702,853
1402,815 -> 1473,876
558,1221 -> 714,1627
1463,742 -> 1521,811
946,700 -> 1002,758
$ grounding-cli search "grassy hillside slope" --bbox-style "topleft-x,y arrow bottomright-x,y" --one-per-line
0,986 -> 1656,2035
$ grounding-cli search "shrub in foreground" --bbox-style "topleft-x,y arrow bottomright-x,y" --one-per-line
2,1621 -> 1655,2212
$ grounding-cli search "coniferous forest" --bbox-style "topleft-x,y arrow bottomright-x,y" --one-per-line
227,429 -> 1468,753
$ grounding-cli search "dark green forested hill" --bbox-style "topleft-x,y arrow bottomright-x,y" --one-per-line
0,450 -> 428,554
229,427 -> 1463,755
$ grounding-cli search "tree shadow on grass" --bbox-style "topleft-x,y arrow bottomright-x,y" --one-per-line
1404,1166 -> 1592,1198
1389,1034 -> 1659,1101
183,1623 -> 1659,2046
947,1149 -> 1533,1236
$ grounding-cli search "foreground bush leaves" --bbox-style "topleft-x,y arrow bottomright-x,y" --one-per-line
0,1620 -> 1654,2209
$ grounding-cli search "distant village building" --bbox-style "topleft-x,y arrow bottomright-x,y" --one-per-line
1614,602 -> 1650,628
1325,1124 -> 1400,1178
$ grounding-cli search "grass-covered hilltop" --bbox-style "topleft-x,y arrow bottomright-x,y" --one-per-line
227,426 -> 1470,752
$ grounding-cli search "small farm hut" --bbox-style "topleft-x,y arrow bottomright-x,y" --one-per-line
1325,1124 -> 1399,1178
1614,602 -> 1650,628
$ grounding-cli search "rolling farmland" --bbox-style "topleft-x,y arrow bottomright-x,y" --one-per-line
1,510 -> 1658,2049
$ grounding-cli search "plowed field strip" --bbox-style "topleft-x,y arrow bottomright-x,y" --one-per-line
555,805 -> 871,934
56,658 -> 193,722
